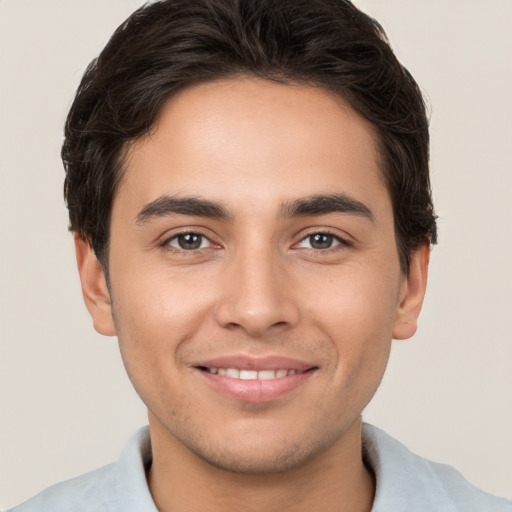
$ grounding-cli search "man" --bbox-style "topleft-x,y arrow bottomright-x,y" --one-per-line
8,0 -> 511,511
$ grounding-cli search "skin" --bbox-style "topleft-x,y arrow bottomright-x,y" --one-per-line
75,78 -> 429,512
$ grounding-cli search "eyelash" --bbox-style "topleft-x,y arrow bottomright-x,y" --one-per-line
295,231 -> 351,251
163,232 -> 217,252
162,230 -> 351,253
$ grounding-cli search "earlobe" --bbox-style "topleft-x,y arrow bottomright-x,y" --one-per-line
392,244 -> 430,340
74,236 -> 116,337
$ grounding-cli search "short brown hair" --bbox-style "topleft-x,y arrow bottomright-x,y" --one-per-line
63,0 -> 437,272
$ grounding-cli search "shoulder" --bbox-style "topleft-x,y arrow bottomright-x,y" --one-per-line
7,463 -> 116,512
363,423 -> 512,512
8,427 -> 157,512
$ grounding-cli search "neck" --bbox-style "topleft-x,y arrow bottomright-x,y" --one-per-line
147,415 -> 375,512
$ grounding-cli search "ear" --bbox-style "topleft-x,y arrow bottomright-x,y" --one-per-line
393,244 -> 430,340
74,236 -> 116,336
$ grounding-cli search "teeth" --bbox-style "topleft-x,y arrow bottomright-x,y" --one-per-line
206,367 -> 298,380
258,370 -> 276,380
240,370 -> 258,380
226,368 -> 240,378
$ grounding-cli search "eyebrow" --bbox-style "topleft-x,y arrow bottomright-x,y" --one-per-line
135,195 -> 232,224
280,193 -> 374,222
135,192 -> 374,225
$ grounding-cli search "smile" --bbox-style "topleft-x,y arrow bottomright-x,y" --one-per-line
200,367 -> 300,379
194,358 -> 317,402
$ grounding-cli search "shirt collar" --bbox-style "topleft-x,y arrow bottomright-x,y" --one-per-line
362,423 -> 457,512
116,424 -> 460,512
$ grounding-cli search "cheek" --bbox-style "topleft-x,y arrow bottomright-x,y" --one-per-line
109,279 -> 205,423
306,261 -> 401,335
304,262 -> 400,382
109,266 -> 216,389
112,262 -> 214,337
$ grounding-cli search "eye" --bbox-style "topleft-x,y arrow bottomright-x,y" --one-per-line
297,232 -> 345,250
166,232 -> 212,250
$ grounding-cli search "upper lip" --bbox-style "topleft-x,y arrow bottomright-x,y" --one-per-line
192,354 -> 317,372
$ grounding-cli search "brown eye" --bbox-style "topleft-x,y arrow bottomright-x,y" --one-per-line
309,233 -> 334,249
296,232 -> 345,250
168,233 -> 208,250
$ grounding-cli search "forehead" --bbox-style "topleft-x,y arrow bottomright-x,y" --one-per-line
117,78 -> 388,219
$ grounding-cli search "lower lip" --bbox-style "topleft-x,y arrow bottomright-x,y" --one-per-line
197,369 -> 315,403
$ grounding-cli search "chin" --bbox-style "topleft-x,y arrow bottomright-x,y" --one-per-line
174,418 -> 349,475
189,439 -> 315,474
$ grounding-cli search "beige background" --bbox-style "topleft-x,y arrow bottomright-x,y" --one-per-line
1,0 -> 511,508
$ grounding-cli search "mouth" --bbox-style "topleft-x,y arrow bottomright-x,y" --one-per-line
196,367 -> 305,380
193,357 -> 318,402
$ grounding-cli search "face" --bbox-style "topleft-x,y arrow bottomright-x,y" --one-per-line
78,78 -> 427,473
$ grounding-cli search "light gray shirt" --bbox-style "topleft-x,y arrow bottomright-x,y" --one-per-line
9,424 -> 511,511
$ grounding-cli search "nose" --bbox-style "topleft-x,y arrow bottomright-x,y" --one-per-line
214,247 -> 300,337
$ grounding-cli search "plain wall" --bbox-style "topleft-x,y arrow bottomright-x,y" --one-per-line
1,0 -> 511,508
